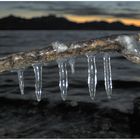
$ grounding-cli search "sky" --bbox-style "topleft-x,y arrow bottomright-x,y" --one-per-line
0,1 -> 140,27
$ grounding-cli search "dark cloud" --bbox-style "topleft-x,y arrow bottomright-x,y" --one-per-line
0,1 -> 140,19
112,13 -> 140,19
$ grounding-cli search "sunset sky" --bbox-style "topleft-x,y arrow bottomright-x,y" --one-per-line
0,1 -> 140,27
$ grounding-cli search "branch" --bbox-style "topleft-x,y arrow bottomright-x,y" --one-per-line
0,33 -> 139,73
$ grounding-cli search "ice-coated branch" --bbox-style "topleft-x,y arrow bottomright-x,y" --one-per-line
0,33 -> 135,73
1,33 -> 140,101
0,33 -> 140,74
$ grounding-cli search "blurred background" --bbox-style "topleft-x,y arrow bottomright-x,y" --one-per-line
0,1 -> 140,30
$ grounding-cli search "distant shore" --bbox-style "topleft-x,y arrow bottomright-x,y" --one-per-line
0,15 -> 139,30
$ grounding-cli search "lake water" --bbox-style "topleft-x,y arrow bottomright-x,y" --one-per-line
0,30 -> 140,138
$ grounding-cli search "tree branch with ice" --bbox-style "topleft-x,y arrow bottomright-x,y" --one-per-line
0,33 -> 140,101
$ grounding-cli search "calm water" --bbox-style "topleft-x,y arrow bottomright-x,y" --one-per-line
0,30 -> 140,113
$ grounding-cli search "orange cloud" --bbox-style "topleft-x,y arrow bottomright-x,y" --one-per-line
65,14 -> 140,27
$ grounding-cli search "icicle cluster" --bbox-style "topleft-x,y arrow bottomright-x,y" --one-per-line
86,53 -> 112,100
13,41 -> 113,102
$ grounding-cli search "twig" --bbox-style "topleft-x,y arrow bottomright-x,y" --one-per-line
0,33 -> 139,73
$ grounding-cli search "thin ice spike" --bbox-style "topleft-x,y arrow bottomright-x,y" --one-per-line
17,70 -> 24,95
32,64 -> 43,102
57,60 -> 68,101
69,58 -> 75,74
103,54 -> 112,99
87,54 -> 97,100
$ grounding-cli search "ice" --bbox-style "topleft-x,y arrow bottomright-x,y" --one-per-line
103,54 -> 112,99
52,41 -> 68,53
116,35 -> 140,54
17,70 -> 24,95
116,35 -> 140,64
68,58 -> 75,74
57,59 -> 68,101
86,54 -> 97,100
32,63 -> 43,102
70,43 -> 82,49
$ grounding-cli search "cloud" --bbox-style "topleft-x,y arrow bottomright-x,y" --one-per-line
112,13 -> 140,19
0,1 -> 140,19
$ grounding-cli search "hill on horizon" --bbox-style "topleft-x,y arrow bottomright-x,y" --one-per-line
0,15 -> 139,30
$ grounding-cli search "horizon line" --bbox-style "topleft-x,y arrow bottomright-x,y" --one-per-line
0,14 -> 139,28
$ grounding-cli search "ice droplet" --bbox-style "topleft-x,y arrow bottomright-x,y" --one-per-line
68,58 -> 75,74
17,70 -> 24,95
57,60 -> 68,101
103,54 -> 112,99
32,63 -> 43,102
86,54 -> 97,100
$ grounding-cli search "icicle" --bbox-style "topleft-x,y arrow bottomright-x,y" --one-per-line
17,70 -> 24,95
86,54 -> 97,100
32,63 -> 43,102
103,54 -> 112,99
68,58 -> 75,74
57,60 -> 68,101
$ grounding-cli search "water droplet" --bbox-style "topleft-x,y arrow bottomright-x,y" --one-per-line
17,70 -> 24,95
57,60 -> 68,101
86,54 -> 97,100
32,63 -> 43,102
68,58 -> 75,74
103,54 -> 112,99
